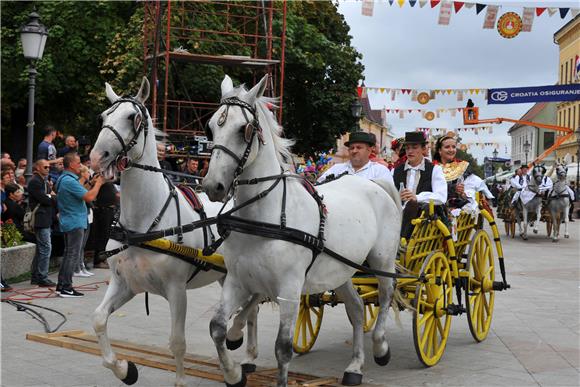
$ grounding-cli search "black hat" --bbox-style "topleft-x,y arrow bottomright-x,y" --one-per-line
344,131 -> 376,147
404,131 -> 427,145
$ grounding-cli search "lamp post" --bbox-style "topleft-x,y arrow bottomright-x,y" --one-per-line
350,99 -> 362,132
523,138 -> 531,166
575,126 -> 580,199
20,11 -> 48,182
492,148 -> 498,179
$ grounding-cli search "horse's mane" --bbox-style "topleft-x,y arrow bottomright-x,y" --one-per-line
226,85 -> 295,170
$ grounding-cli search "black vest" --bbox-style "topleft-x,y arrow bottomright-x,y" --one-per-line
393,159 -> 434,194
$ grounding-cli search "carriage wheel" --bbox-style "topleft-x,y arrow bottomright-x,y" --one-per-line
465,230 -> 495,342
363,304 -> 380,333
293,294 -> 324,354
413,252 -> 453,367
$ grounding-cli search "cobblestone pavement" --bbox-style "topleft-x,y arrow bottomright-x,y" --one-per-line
2,221 -> 579,386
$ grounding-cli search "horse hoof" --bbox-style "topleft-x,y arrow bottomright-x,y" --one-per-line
374,347 -> 391,366
226,337 -> 243,350
121,361 -> 139,385
341,372 -> 363,386
565,234 -> 570,238
533,229 -> 538,234
225,369 -> 246,387
241,363 -> 256,374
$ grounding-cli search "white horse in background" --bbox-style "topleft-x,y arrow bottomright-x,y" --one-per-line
515,165 -> 546,240
547,164 -> 571,242
203,75 -> 402,387
90,78 -> 258,386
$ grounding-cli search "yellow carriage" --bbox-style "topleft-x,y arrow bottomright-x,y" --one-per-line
293,194 -> 509,366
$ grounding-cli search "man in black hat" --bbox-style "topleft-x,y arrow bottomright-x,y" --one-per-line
318,131 -> 393,183
393,132 -> 447,239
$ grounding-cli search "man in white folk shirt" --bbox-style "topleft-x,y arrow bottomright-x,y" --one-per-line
392,132 -> 447,239
317,131 -> 393,184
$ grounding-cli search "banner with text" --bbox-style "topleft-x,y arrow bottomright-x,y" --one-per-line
487,84 -> 580,104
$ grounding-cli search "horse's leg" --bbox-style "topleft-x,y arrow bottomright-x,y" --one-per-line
550,210 -> 558,242
564,202 -> 570,238
521,206 -> 528,240
92,275 -> 138,384
334,282 -> 365,386
533,203 -> 541,234
275,288 -> 302,387
166,285 -> 188,387
226,294 -> 261,372
210,276 -> 250,387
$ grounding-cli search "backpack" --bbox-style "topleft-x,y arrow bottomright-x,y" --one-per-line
23,204 -> 40,233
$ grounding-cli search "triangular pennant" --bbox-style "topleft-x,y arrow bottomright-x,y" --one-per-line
453,2 -> 464,13
447,89 -> 453,95
536,7 -> 546,16
547,8 -> 557,17
475,3 -> 486,14
559,8 -> 570,18
408,109 -> 413,113
379,88 -> 385,93
409,0 -> 417,7
386,109 -> 390,113
419,0 -> 428,7
431,0 -> 441,8
572,9 -> 580,18
464,2 -> 475,9
389,0 -> 395,5
397,0 -> 405,8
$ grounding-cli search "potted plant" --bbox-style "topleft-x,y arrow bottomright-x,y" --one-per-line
0,220 -> 36,279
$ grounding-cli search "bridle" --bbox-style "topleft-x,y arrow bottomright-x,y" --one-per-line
205,97 -> 264,183
101,96 -> 150,169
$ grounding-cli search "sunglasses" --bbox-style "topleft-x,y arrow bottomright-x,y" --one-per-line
42,166 -> 50,170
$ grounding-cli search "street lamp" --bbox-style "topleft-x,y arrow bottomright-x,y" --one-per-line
575,126 -> 580,199
523,138 -> 531,166
350,99 -> 362,132
492,148 -> 498,179
492,148 -> 498,160
20,11 -> 48,182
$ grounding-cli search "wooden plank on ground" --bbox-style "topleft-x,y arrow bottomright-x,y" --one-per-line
26,331 -> 339,386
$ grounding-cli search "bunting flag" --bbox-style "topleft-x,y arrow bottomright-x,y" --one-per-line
464,2 -> 475,9
385,106 -> 467,115
360,86 -> 488,101
431,0 -> 441,8
535,7 -> 546,17
362,0 -> 374,16
419,0 -> 428,8
547,8 -> 558,17
409,0 -> 417,7
522,7 -> 534,32
559,8 -> 570,18
475,3 -> 487,15
572,9 -> 580,18
438,1 -> 453,25
483,5 -> 499,29
453,1 -> 464,13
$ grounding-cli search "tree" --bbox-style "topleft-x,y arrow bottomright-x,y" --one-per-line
456,148 -> 484,178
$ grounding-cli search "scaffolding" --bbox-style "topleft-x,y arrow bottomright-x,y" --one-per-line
143,0 -> 286,157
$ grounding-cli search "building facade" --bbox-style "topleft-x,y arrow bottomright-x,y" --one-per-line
508,102 -> 557,167
554,14 -> 580,163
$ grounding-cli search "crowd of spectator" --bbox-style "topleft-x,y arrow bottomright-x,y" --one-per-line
1,126 -> 119,296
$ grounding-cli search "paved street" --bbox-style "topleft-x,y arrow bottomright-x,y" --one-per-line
2,221 -> 579,387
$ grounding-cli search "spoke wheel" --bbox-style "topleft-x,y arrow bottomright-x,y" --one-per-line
363,304 -> 380,333
293,294 -> 324,354
413,252 -> 453,367
465,230 -> 495,342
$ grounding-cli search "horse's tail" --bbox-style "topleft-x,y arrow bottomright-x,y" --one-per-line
372,178 -> 402,216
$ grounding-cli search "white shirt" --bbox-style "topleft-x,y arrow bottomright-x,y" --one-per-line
403,159 -> 447,205
318,160 -> 394,185
538,176 -> 553,193
464,174 -> 494,199
510,174 -> 528,190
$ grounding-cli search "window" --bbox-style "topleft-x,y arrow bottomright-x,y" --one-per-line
544,131 -> 555,149
561,64 -> 564,84
565,61 -> 569,83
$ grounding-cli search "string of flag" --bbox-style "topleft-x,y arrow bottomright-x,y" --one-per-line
360,0 -> 579,22
413,127 -> 501,150
416,126 -> 493,133
358,86 -> 486,103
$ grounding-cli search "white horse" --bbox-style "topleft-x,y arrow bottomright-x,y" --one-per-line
515,165 -> 545,240
202,75 -> 402,387
90,77 -> 258,386
547,164 -> 571,242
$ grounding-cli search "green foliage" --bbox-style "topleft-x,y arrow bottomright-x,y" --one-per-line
456,149 -> 484,178
0,220 -> 24,248
1,1 -> 363,157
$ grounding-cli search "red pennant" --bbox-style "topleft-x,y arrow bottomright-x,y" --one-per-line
536,7 -> 546,16
453,1 -> 464,13
386,109 -> 390,113
408,109 -> 413,113
431,0 -> 440,8
357,86 -> 363,98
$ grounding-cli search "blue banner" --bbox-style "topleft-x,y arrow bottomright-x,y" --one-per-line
487,84 -> 580,104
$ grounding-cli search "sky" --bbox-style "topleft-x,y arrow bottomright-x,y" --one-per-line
336,0 -> 578,162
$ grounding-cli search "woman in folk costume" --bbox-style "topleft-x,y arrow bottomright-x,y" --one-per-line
432,133 -> 494,213
390,137 -> 406,170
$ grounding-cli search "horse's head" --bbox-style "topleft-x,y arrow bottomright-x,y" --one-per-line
555,164 -> 568,180
90,77 -> 153,180
202,74 -> 269,202
531,164 -> 546,185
